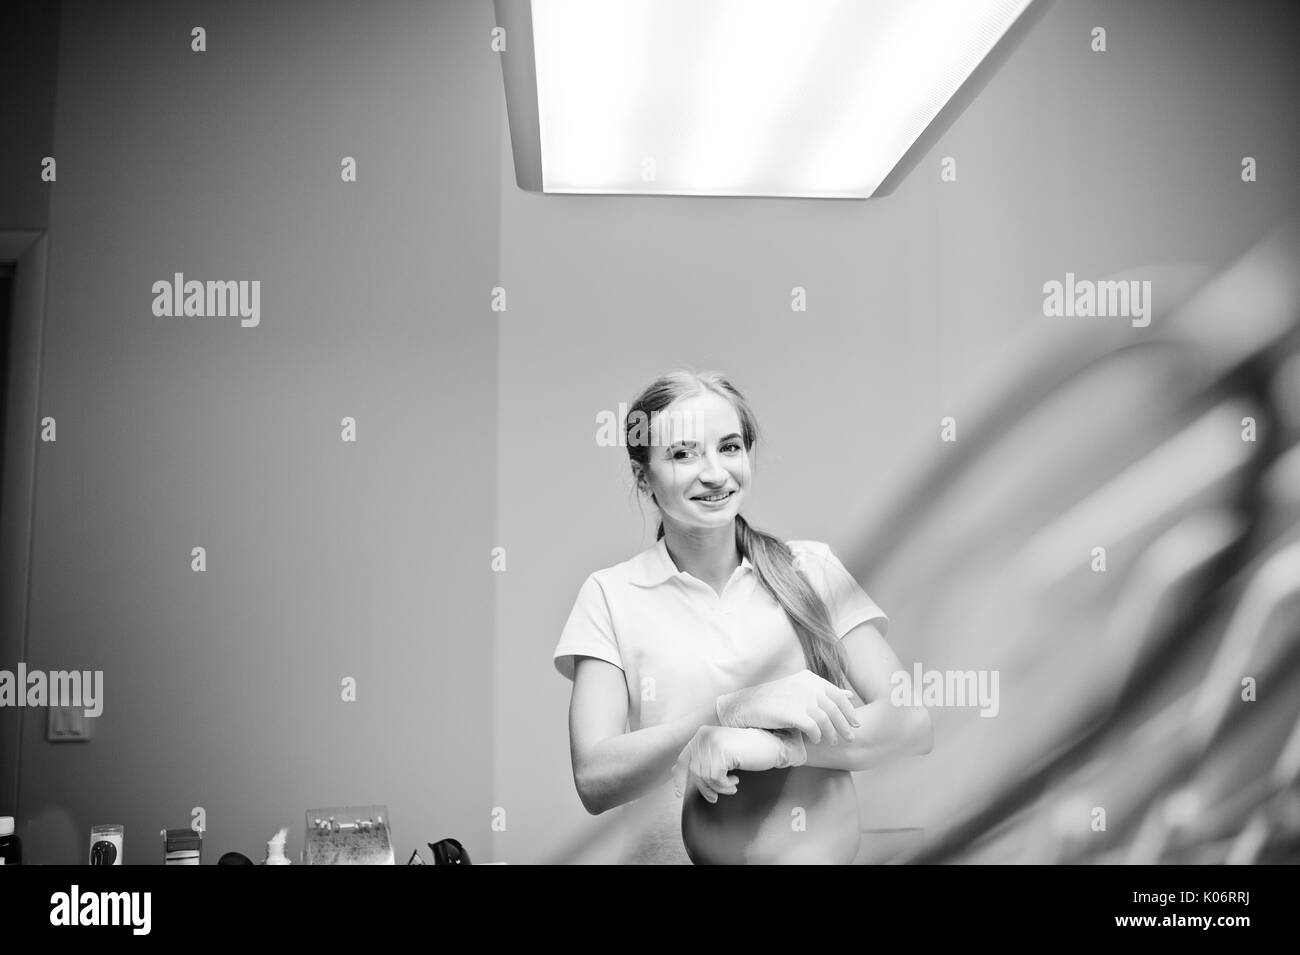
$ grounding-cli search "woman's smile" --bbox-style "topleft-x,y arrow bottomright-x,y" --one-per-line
692,489 -> 736,506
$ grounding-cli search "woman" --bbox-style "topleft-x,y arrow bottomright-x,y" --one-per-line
554,370 -> 932,863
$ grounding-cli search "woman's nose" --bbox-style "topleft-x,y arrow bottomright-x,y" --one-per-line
700,451 -> 727,482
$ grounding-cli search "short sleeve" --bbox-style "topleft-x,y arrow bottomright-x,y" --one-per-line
805,543 -> 889,640
553,573 -> 624,682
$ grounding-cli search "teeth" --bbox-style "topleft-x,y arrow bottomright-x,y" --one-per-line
698,492 -> 731,502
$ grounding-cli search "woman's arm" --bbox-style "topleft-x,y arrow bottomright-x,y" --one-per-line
801,621 -> 933,771
801,698 -> 932,770
568,655 -> 720,815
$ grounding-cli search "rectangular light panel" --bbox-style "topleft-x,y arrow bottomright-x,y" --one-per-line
523,0 -> 1034,198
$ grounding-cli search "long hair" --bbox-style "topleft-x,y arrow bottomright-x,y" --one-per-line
625,369 -> 849,688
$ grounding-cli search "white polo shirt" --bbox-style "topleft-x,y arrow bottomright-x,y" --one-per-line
554,537 -> 888,864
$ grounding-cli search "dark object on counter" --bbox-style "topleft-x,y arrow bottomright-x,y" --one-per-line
217,851 -> 255,865
429,838 -> 471,865
0,816 -> 21,865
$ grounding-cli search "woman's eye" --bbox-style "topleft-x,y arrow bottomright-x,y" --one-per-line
673,444 -> 741,459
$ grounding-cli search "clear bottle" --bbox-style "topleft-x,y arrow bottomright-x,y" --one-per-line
0,816 -> 21,865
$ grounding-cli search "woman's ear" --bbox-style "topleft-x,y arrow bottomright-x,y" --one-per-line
636,473 -> 656,505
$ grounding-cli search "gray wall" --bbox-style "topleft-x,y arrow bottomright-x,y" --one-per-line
492,0 -> 1300,863
15,0 -> 500,864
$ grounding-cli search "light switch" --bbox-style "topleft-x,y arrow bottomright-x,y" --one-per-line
47,705 -> 93,742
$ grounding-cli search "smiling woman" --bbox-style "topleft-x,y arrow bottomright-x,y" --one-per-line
555,369 -> 932,864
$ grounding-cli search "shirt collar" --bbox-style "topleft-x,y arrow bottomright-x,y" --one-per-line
628,536 -> 753,588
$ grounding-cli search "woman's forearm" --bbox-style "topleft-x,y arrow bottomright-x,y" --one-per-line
799,700 -> 932,771
578,698 -> 721,814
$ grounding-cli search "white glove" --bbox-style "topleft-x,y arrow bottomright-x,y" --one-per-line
715,669 -> 860,744
671,726 -> 808,803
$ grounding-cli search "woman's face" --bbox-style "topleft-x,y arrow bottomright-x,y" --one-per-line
639,392 -> 750,532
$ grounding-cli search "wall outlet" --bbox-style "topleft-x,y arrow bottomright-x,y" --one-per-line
47,705 -> 93,742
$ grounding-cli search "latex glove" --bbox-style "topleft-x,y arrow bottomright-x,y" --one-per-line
715,668 -> 860,744
671,726 -> 808,803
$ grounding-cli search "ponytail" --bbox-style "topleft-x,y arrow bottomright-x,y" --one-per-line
656,515 -> 848,687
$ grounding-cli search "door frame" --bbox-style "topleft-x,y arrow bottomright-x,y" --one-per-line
0,229 -> 49,817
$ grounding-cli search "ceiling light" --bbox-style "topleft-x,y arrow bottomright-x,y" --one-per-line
496,0 -> 1037,198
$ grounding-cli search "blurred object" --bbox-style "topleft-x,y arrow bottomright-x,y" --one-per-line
1122,536 -> 1300,864
217,851 -> 255,866
848,216 -> 1300,864
856,827 -> 925,864
1226,715 -> 1300,864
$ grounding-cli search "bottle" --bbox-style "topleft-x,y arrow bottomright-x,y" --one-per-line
0,816 -> 21,865
262,827 -> 291,865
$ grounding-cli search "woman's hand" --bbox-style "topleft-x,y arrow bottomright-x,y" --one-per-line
715,669 -> 861,744
671,726 -> 807,803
